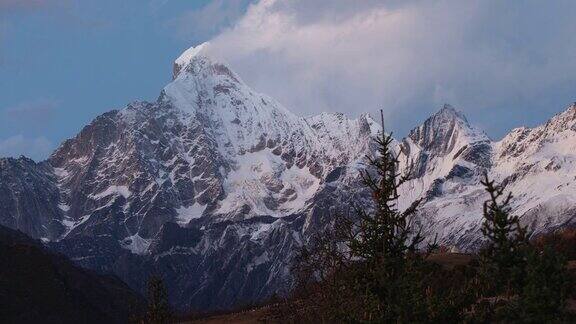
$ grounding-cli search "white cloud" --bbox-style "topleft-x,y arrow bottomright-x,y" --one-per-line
3,98 -> 59,122
190,0 -> 576,137
168,0 -> 251,40
0,135 -> 54,161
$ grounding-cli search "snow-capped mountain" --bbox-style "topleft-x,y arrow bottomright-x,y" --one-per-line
494,104 -> 576,234
397,103 -> 576,249
45,43 -> 378,253
1,42 -> 575,310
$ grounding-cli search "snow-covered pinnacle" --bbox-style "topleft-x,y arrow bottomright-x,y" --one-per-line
173,42 -> 211,79
408,104 -> 488,155
162,46 -> 302,161
155,43 -> 380,221
175,42 -> 210,66
437,104 -> 468,122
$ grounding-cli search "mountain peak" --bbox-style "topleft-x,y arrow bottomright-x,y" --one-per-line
175,42 -> 210,66
407,104 -> 488,155
423,104 -> 471,132
441,103 -> 456,111
435,103 -> 468,123
172,42 -> 211,79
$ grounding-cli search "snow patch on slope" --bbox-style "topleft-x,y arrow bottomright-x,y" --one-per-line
176,203 -> 207,225
59,214 -> 91,240
120,234 -> 151,255
218,149 -> 320,217
58,203 -> 70,212
90,185 -> 131,199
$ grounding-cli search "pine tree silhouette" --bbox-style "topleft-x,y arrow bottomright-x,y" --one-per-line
145,275 -> 173,324
338,110 -> 434,264
329,111 -> 440,322
479,173 -> 528,296
475,174 -> 572,321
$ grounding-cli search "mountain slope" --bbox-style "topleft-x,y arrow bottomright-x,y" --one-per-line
44,44 -> 378,252
0,157 -> 64,240
493,103 -> 576,234
0,225 -> 145,324
1,42 -> 576,310
398,103 -> 576,249
43,44 -> 378,310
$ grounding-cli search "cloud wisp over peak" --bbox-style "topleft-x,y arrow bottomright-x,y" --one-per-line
187,0 -> 576,138
2,0 -> 576,160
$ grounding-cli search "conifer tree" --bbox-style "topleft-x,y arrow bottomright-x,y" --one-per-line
338,111 -> 429,264
479,173 -> 528,296
476,175 -> 572,321
292,111 -> 472,322
330,111 -> 441,321
517,246 -> 569,321
145,275 -> 173,324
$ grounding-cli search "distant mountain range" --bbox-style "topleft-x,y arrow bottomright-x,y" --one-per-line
1,42 -> 575,311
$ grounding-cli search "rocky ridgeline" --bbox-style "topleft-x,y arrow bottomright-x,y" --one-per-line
1,43 -> 575,310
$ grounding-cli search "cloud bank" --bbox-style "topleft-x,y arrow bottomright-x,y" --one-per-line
0,99 -> 59,160
2,99 -> 59,122
168,0 -> 252,40
187,0 -> 576,137
0,135 -> 53,160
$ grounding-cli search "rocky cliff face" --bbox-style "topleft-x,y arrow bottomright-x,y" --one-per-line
1,43 -> 575,311
0,157 -> 63,241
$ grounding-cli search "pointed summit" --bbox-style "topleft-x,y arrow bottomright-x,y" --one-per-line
436,103 -> 468,123
408,104 -> 488,155
441,103 -> 456,111
175,42 -> 210,66
172,42 -> 211,79
162,42 -> 303,159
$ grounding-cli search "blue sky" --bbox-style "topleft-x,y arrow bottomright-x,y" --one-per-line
1,0 -> 576,160
0,0 -> 246,159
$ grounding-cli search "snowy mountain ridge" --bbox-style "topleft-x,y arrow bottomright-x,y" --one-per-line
1,42 -> 575,310
398,101 -> 576,248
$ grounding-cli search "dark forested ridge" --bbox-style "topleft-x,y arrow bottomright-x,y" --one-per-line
0,226 -> 145,324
